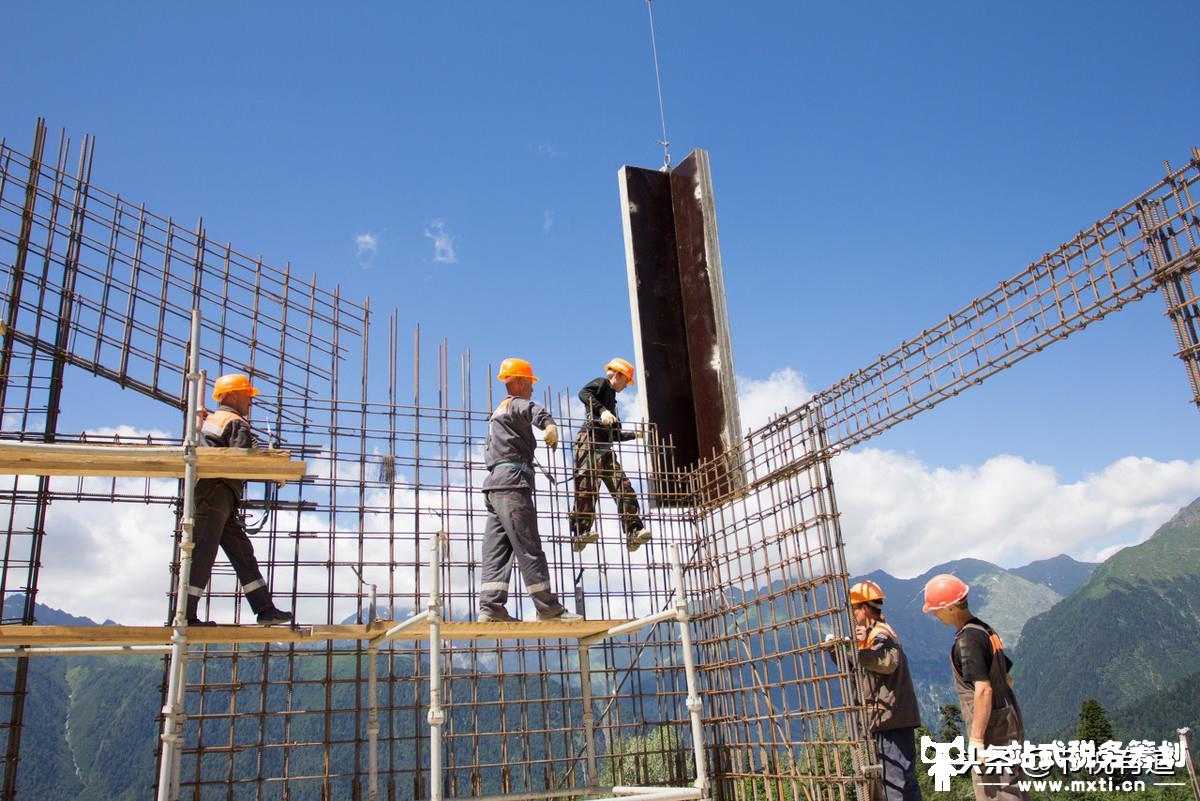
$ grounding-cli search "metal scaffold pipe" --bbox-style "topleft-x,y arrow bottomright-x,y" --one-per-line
669,545 -> 707,794
367,642 -> 380,801
427,531 -> 445,801
156,308 -> 202,801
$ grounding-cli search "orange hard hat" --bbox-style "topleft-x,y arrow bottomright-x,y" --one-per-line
605,358 -> 635,383
849,580 -> 886,606
922,574 -> 969,613
497,357 -> 538,383
212,373 -> 260,402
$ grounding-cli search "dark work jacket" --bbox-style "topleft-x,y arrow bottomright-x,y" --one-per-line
856,621 -> 922,732
198,404 -> 258,498
578,377 -> 637,446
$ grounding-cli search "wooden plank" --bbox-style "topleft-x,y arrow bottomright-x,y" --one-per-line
0,442 -> 306,483
0,619 -> 630,647
393,620 -> 626,641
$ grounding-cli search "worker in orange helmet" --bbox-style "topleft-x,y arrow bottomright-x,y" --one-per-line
569,358 -> 650,553
185,374 -> 292,626
924,574 -> 1029,801
478,358 -> 580,623
824,580 -> 923,801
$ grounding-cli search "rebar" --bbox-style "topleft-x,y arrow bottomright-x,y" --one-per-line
0,120 -> 1197,801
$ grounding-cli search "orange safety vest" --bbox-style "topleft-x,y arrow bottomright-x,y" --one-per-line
858,620 -> 899,650
201,408 -> 248,442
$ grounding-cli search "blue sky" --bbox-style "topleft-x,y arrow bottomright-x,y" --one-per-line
3,2 -> 1200,593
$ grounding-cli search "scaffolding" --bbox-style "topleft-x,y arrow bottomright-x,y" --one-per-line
0,117 -> 1197,801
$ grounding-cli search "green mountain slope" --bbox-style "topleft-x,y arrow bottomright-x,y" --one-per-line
1013,498 -> 1200,739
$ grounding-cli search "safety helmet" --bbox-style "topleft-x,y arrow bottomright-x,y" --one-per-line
212,373 -> 260,402
497,357 -> 538,383
605,358 -> 635,383
922,574 -> 970,613
849,580 -> 886,606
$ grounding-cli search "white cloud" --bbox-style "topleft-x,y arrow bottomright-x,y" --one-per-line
832,449 -> 1200,578
531,143 -> 566,159
736,367 -> 814,432
543,209 -> 554,234
424,219 -> 457,264
354,232 -> 379,269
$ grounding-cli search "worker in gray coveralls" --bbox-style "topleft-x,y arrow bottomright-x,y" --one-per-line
478,357 -> 582,623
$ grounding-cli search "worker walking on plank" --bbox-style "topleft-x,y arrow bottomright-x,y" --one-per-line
478,357 -> 581,623
569,358 -> 650,553
924,574 -> 1029,801
824,581 -> 923,801
184,373 -> 293,627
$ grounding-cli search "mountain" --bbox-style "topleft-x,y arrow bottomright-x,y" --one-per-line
2,594 -> 115,627
1010,554 -> 1099,596
1013,497 -> 1200,740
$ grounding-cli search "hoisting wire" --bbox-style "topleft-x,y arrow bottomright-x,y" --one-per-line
646,0 -> 671,170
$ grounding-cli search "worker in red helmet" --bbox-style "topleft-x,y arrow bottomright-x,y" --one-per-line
569,358 -> 651,553
185,374 -> 292,626
924,574 -> 1029,801
478,358 -> 580,623
825,580 -> 923,801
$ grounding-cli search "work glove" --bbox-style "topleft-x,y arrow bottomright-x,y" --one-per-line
599,410 -> 618,427
542,423 -> 559,450
633,429 -> 645,439
968,738 -> 987,765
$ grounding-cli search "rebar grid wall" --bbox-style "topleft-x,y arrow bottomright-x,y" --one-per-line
687,411 -> 868,801
2,120 -> 1198,801
0,122 -> 869,800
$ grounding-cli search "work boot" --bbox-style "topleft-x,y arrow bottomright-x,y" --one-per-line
185,617 -> 218,628
478,608 -> 516,623
538,609 -> 583,622
626,528 -> 652,552
571,530 -> 598,552
256,607 -> 294,625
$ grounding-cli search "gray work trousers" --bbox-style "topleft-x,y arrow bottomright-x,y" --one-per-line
478,489 -> 563,617
186,480 -> 273,618
876,727 -> 923,801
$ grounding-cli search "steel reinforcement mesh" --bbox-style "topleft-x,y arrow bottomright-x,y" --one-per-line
0,122 -> 875,801
689,411 -> 871,801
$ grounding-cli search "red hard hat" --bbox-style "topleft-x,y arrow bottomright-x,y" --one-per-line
922,574 -> 969,613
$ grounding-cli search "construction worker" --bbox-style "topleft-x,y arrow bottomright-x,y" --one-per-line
478,358 -> 580,623
185,373 -> 292,626
824,580 -> 923,801
569,358 -> 651,553
923,574 -> 1029,801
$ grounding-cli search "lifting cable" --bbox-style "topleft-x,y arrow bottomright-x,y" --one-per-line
646,0 -> 671,170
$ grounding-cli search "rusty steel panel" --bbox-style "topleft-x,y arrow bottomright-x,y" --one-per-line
619,164 -> 700,477
620,150 -> 744,501
669,151 -> 742,464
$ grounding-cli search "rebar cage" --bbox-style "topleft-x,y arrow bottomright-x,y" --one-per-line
3,120 -> 1200,801
0,121 -> 873,801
